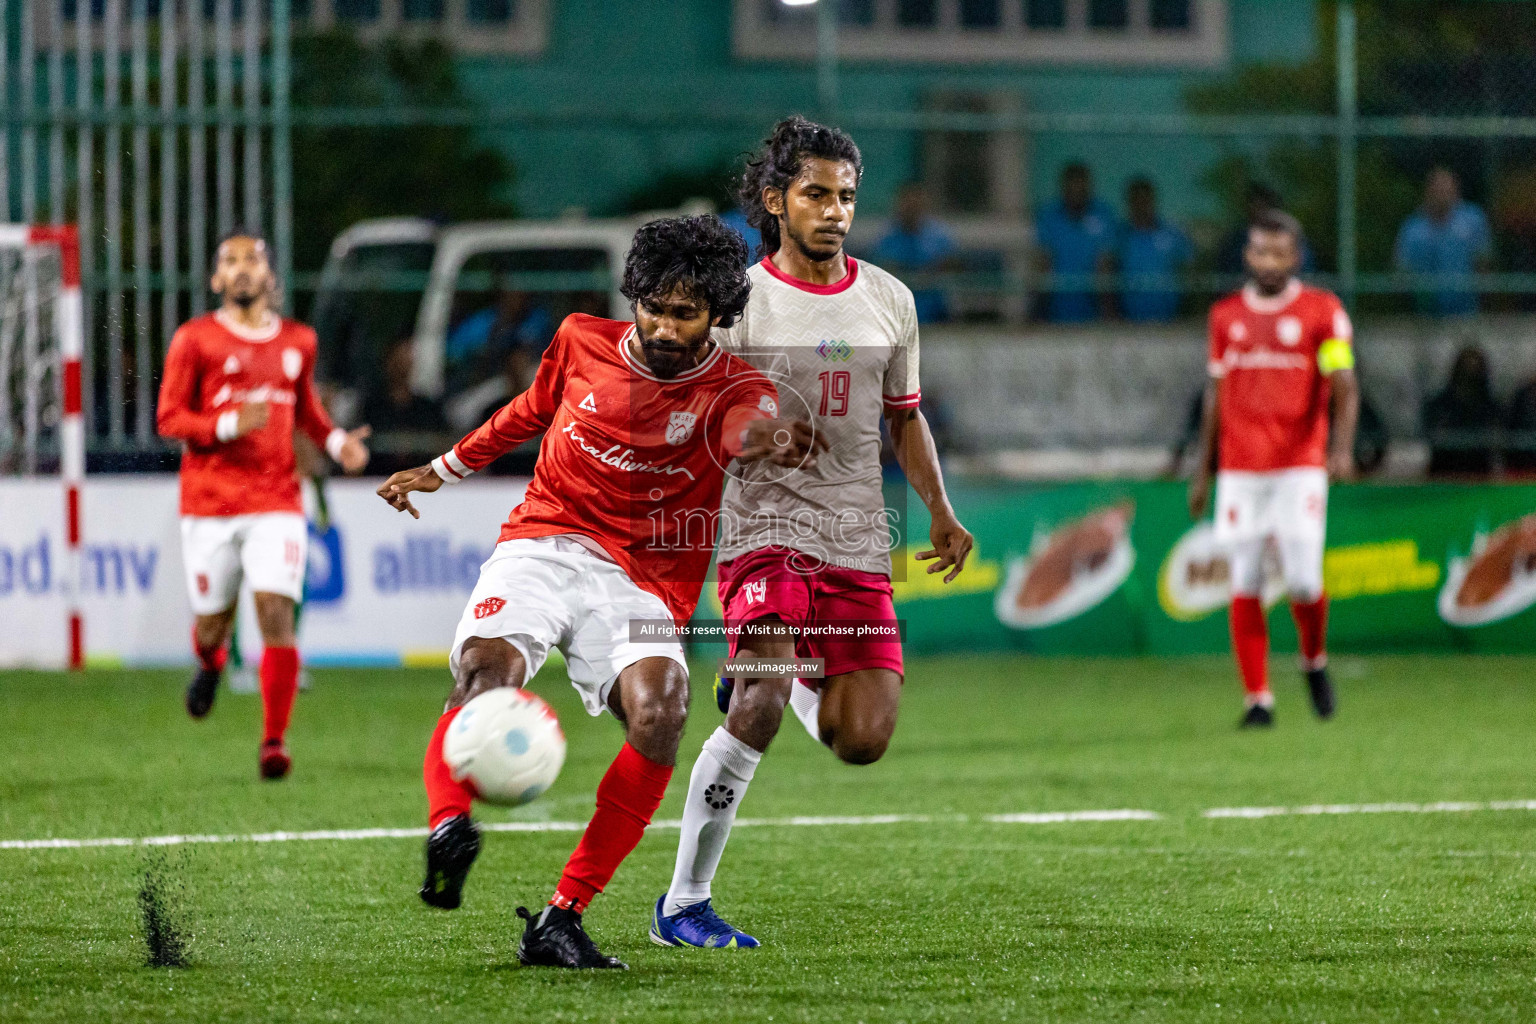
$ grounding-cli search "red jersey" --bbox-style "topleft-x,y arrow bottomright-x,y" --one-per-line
1207,280 -> 1354,472
157,311 -> 340,517
431,313 -> 779,624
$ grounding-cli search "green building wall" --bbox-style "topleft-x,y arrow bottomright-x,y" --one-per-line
455,0 -> 1318,225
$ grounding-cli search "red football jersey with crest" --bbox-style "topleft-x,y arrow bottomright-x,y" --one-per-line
157,311 -> 339,516
432,313 -> 779,624
1207,280 -> 1353,472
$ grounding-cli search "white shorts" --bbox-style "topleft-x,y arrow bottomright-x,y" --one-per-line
450,536 -> 687,717
180,512 -> 307,615
1214,468 -> 1328,600
1213,467 -> 1328,546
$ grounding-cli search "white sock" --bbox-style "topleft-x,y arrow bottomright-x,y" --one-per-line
789,680 -> 825,745
663,726 -> 761,916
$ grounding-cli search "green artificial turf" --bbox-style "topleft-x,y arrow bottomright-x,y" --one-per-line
3,654 -> 1535,1022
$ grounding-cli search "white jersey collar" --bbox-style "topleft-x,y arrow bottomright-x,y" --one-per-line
1240,278 -> 1302,315
215,309 -> 282,342
618,323 -> 722,383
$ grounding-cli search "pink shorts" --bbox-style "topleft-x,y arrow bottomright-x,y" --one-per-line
717,546 -> 903,681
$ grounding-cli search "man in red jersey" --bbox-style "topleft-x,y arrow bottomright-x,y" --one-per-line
1190,210 -> 1360,728
377,215 -> 819,970
157,232 -> 371,778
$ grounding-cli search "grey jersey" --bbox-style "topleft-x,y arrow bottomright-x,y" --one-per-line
715,257 -> 920,577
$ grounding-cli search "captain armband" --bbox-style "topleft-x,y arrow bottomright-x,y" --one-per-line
1317,338 -> 1355,375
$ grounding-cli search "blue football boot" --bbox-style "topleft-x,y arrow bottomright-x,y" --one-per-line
714,673 -> 734,714
650,895 -> 760,948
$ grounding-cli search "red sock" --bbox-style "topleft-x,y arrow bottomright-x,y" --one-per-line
424,707 -> 474,830
1291,595 -> 1329,669
1229,596 -> 1270,701
550,743 -> 673,913
192,627 -> 226,673
259,646 -> 299,744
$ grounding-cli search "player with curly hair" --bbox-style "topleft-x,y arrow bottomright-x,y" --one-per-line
652,118 -> 975,950
376,214 -> 821,969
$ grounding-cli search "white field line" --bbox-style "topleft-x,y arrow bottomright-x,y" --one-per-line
1203,800 -> 1536,819
5,801 -> 1536,852
0,810 -> 1145,851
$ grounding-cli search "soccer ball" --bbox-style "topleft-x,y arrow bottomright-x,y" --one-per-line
443,688 -> 566,806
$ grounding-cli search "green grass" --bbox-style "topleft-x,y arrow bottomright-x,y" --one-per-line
4,654 -> 1536,1022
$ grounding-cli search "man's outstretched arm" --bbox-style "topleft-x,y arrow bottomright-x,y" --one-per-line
886,406 -> 973,583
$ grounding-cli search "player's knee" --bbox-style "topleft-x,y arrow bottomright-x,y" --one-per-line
828,705 -> 895,765
622,662 -> 690,743
452,639 -> 526,706
831,727 -> 889,766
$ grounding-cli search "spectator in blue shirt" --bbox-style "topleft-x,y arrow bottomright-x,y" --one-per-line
873,182 -> 958,324
719,207 -> 764,260
1035,163 -> 1118,322
1394,167 -> 1492,317
1114,177 -> 1193,322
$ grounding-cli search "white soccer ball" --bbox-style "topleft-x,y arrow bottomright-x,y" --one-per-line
443,688 -> 566,807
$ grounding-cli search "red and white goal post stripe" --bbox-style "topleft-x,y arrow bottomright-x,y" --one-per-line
0,225 -> 86,669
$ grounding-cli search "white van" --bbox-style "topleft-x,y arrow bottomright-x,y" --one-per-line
313,206 -> 709,433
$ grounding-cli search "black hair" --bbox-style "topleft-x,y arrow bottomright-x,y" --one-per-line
211,228 -> 273,272
1245,182 -> 1282,209
1127,176 -> 1155,194
738,115 -> 863,259
1061,162 -> 1091,181
621,214 -> 751,329
1250,208 -> 1304,244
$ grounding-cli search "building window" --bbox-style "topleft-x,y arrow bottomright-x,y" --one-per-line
735,0 -> 1227,67
466,0 -> 512,24
1150,0 -> 1191,30
897,0 -> 938,27
1087,0 -> 1128,30
960,0 -> 1001,29
840,0 -> 876,27
1025,0 -> 1066,29
402,0 -> 443,21
334,0 -> 380,22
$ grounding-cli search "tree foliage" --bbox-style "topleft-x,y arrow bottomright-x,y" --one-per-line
289,30 -> 514,274
1185,1 -> 1536,289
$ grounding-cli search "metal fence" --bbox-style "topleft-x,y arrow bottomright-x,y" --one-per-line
4,0 -> 1536,459
0,0 -> 292,457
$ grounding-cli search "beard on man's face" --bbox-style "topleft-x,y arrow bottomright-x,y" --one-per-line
785,220 -> 844,263
223,272 -> 268,308
637,326 -> 709,381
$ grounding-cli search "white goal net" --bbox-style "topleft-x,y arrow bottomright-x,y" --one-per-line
0,226 -> 86,668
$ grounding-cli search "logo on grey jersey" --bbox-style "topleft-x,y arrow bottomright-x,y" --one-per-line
816,339 -> 852,362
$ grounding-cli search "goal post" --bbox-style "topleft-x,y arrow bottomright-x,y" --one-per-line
0,225 -> 85,669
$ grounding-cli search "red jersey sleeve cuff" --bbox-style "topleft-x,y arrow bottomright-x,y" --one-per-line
430,448 -> 473,484
882,391 -> 921,411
